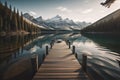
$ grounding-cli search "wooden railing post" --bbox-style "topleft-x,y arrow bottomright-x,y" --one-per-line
82,54 -> 87,72
75,53 -> 78,59
81,51 -> 92,72
50,42 -> 53,49
46,46 -> 49,55
31,55 -> 37,72
51,40 -> 54,46
72,46 -> 75,54
68,41 -> 71,49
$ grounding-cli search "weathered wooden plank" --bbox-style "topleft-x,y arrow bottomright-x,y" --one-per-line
38,70 -> 82,73
32,41 -> 90,80
38,68 -> 81,71
41,63 -> 80,66
34,78 -> 88,80
34,75 -> 88,79
43,61 -> 79,63
35,73 -> 85,76
40,65 -> 81,68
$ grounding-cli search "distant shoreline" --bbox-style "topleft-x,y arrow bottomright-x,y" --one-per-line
0,31 -> 37,36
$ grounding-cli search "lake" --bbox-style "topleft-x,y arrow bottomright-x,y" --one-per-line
0,33 -> 120,80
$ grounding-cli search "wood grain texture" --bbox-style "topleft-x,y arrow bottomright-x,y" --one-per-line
33,41 -> 90,80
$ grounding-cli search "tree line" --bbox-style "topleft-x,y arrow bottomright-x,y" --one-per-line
0,1 -> 43,35
81,9 -> 120,33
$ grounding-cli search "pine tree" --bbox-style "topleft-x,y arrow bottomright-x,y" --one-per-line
0,15 -> 3,32
13,7 -> 18,31
20,12 -> 24,31
17,9 -> 21,31
9,4 -> 12,32
0,1 -> 42,34
5,1 -> 8,8
3,1 -> 8,31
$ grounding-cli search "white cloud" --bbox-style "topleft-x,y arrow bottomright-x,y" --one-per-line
82,8 -> 93,14
29,11 -> 37,16
56,6 -> 72,12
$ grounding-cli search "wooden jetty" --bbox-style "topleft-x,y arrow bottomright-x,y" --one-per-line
33,41 -> 90,80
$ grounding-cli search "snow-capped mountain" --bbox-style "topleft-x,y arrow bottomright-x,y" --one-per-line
46,15 -> 62,22
23,13 -> 91,30
36,16 -> 43,22
23,13 -> 34,21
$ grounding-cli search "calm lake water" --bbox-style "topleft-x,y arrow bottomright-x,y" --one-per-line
0,33 -> 120,80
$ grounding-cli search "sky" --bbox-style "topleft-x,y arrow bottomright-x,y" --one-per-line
1,0 -> 120,23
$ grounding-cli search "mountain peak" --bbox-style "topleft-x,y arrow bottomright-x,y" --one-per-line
36,16 -> 43,21
65,18 -> 69,20
23,13 -> 34,20
64,18 -> 74,23
24,13 -> 30,15
51,15 -> 62,20
55,15 -> 62,18
46,15 -> 62,22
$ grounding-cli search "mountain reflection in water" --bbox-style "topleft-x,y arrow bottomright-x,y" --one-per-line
0,33 -> 120,80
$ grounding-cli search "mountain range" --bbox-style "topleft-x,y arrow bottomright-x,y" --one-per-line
23,13 -> 91,30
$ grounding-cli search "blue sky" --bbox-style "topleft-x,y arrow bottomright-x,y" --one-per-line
1,0 -> 120,22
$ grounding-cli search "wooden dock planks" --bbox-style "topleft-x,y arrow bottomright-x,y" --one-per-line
33,41 -> 90,80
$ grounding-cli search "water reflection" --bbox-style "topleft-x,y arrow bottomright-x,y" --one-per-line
0,33 -> 120,80
0,33 -> 78,80
69,33 -> 120,80
0,34 -> 53,80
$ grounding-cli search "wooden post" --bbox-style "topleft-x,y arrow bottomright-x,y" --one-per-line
66,40 -> 69,45
82,54 -> 87,72
68,41 -> 71,49
46,46 -> 48,55
50,42 -> 53,49
36,55 -> 39,71
31,55 -> 37,72
75,53 -> 78,59
51,40 -> 54,46
72,46 -> 75,54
